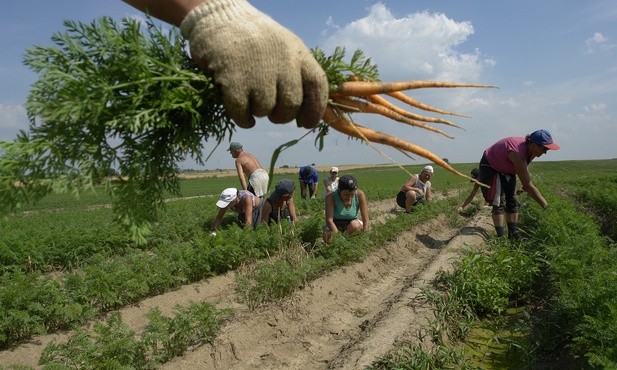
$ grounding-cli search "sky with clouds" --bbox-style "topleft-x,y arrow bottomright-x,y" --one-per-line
1,0 -> 616,171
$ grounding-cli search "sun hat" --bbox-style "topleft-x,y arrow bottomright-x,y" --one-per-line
330,166 -> 339,173
227,142 -> 243,151
338,175 -> 358,190
422,165 -> 434,174
216,188 -> 238,208
529,129 -> 560,150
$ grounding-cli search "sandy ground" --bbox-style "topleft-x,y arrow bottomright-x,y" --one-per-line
0,197 -> 493,369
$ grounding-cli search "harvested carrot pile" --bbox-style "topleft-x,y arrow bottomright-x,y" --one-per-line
0,17 -> 493,239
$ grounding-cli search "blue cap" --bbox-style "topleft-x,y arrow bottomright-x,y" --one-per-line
273,179 -> 295,198
529,130 -> 560,150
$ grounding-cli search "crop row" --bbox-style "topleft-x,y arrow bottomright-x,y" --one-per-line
0,165 -> 463,351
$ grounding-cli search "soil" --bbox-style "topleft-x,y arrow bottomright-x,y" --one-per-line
0,198 -> 494,369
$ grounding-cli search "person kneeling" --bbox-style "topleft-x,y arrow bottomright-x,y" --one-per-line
323,175 -> 370,244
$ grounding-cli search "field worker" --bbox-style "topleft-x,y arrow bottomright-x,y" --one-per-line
261,179 -> 298,225
122,0 -> 328,130
457,168 -> 493,212
323,166 -> 340,195
298,165 -> 319,199
477,129 -> 560,239
323,175 -> 370,243
212,188 -> 261,231
396,165 -> 434,213
228,142 -> 269,197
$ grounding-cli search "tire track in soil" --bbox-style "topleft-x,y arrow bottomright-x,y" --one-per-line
0,198 -> 493,370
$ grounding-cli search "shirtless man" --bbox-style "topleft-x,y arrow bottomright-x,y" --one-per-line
228,142 -> 269,197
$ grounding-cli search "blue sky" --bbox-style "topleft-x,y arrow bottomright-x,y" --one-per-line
1,1 -> 616,171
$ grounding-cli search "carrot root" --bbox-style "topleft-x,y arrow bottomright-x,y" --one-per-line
386,91 -> 471,118
365,94 -> 462,129
322,106 -> 488,187
336,80 -> 497,97
330,95 -> 454,139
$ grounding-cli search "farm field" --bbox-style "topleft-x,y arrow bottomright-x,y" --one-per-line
1,159 -> 616,369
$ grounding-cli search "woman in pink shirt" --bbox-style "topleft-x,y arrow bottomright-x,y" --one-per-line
478,129 -> 560,239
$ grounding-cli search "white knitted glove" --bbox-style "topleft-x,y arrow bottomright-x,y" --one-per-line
180,0 -> 328,129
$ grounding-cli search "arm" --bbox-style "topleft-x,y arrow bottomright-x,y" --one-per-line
400,176 -> 416,192
508,151 -> 548,208
324,193 -> 338,235
459,184 -> 480,210
311,170 -> 319,192
212,206 -> 227,229
287,198 -> 298,224
357,190 -> 370,232
235,160 -> 248,191
243,197 -> 253,227
323,179 -> 331,193
424,186 -> 432,202
122,0 -> 201,26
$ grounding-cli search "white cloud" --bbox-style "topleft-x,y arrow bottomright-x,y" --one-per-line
500,98 -> 520,108
584,32 -> 615,54
467,97 -> 489,106
321,3 -> 486,83
584,102 -> 607,113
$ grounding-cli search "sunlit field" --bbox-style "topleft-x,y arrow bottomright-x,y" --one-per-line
1,159 -> 616,368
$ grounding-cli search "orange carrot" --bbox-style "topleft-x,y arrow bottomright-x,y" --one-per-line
365,94 -> 462,129
330,95 -> 454,139
336,80 -> 497,96
322,106 -> 488,187
386,91 -> 470,117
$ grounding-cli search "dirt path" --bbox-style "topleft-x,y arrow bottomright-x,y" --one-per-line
0,199 -> 493,369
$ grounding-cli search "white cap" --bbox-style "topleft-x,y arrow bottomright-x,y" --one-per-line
216,188 -> 237,208
423,165 -> 434,174
330,166 -> 339,173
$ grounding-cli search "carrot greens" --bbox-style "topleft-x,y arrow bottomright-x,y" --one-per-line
1,17 -> 233,241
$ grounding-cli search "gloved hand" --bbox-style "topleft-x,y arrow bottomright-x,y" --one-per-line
181,0 -> 329,129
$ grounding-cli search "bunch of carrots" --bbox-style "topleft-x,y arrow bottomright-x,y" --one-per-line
314,48 -> 495,184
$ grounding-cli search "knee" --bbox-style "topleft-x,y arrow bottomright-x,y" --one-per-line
347,220 -> 363,234
505,198 -> 518,213
492,205 -> 505,216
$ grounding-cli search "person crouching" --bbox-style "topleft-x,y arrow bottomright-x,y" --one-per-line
323,175 -> 370,244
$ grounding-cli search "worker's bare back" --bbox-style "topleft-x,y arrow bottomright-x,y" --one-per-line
235,151 -> 263,176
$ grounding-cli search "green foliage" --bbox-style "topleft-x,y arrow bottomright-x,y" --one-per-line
519,188 -> 617,367
369,344 -> 476,370
438,244 -> 540,316
311,46 -> 379,88
2,161 -> 617,368
0,16 -> 233,242
40,303 -> 230,369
